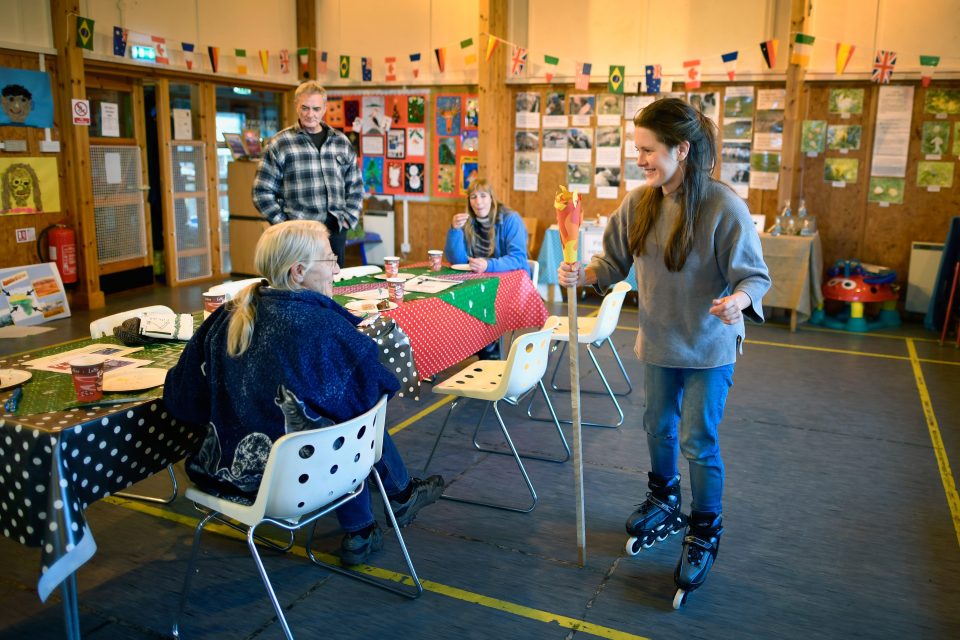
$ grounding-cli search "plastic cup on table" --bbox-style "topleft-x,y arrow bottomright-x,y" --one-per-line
383,256 -> 400,277
386,277 -> 405,304
69,355 -> 105,402
428,250 -> 443,271
202,292 -> 226,319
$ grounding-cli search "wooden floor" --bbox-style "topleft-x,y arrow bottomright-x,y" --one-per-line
2,288 -> 960,639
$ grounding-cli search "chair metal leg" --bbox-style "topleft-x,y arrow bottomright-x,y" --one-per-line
116,463 -> 179,504
472,382 -> 570,463
532,341 -> 625,428
247,523 -> 295,640
172,512 -> 216,639
549,338 -> 633,396
441,400 -> 538,513
206,511 -> 296,553
305,469 -> 424,599
422,399 -> 459,475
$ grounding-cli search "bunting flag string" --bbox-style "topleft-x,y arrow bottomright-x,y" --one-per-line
760,38 -> 777,69
207,46 -> 219,73
361,57 -> 372,81
409,52 -> 422,78
721,51 -> 738,80
871,50 -> 897,84
235,48 -> 247,75
113,27 -> 128,57
544,55 -> 559,82
181,42 -> 194,69
385,56 -> 397,82
485,35 -> 500,62
510,46 -> 528,75
575,62 -> 591,90
682,59 -> 701,89
76,16 -> 94,51
339,55 -> 350,79
645,64 -> 662,94
435,48 -> 446,72
297,47 -> 309,75
920,55 -> 940,87
461,38 -> 477,67
790,33 -> 815,67
279,49 -> 290,74
608,65 -> 624,93
318,51 -> 328,75
835,43 -> 855,74
153,36 -> 169,64
259,50 -> 269,74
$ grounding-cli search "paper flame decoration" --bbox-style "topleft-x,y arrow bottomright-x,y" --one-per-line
554,185 -> 582,264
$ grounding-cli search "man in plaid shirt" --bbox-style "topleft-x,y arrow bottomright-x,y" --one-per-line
253,81 -> 363,266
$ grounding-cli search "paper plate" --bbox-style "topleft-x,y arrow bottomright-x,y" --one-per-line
372,272 -> 418,281
0,368 -> 31,390
345,300 -> 398,314
102,367 -> 168,392
450,264 -> 472,271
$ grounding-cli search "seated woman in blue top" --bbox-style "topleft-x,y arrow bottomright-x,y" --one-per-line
164,220 -> 443,566
444,178 -> 529,274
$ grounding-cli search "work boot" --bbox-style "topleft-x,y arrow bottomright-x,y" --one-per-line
339,523 -> 384,566
386,475 -> 445,528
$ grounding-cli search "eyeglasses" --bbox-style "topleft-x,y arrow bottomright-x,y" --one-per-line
309,258 -> 339,264
299,105 -> 324,114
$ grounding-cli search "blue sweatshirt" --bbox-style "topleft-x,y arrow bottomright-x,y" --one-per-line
444,207 -> 529,274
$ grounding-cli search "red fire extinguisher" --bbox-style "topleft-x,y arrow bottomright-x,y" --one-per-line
37,224 -> 78,284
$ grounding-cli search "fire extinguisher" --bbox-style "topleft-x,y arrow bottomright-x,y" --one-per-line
37,224 -> 78,284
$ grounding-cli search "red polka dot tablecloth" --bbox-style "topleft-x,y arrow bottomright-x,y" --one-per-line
336,265 -> 548,378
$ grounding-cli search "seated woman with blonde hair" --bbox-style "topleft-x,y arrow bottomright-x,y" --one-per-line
444,178 -> 529,275
164,220 -> 443,565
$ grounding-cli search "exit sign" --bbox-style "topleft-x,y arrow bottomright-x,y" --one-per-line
131,45 -> 156,62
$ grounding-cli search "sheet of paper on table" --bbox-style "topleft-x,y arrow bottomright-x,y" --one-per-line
22,344 -> 144,372
345,288 -> 389,300
404,277 -> 460,294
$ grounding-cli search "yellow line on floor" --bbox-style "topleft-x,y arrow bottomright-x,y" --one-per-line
103,496 -> 650,640
745,339 -> 909,361
906,339 -> 960,550
388,396 -> 453,435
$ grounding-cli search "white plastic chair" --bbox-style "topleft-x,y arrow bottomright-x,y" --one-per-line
423,320 -> 569,513
89,304 -> 174,339
334,265 -> 382,282
89,305 -> 179,504
528,281 -> 634,428
173,394 -> 421,640
527,259 -> 540,288
207,277 -> 264,300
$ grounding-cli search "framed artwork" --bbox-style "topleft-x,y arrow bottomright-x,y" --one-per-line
241,129 -> 262,157
386,129 -> 405,158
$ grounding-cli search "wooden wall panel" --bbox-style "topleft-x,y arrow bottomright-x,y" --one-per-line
0,50 -> 65,270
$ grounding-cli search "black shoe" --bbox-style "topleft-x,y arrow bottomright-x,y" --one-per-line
476,341 -> 501,360
339,524 -> 384,566
386,475 -> 445,528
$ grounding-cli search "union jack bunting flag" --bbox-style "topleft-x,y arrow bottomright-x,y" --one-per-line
510,46 -> 528,76
871,50 -> 897,84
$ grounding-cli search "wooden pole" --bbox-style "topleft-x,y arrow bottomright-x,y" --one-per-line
567,280 -> 586,565
50,0 -> 105,309
777,0 -> 811,209
478,0 -> 511,198
296,0 -> 317,81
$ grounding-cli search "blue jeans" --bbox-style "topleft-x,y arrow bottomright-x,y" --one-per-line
643,363 -> 734,514
335,431 -> 410,533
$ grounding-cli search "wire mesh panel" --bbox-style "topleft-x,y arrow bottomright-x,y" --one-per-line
89,145 -> 147,265
169,143 -> 211,282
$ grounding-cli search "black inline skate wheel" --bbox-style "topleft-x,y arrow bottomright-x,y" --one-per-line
672,588 -> 688,609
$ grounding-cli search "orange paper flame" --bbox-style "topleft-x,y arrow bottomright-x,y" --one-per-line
555,185 -> 582,263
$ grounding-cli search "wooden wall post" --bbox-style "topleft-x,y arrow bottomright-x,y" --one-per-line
296,0 -> 318,81
478,0 -> 511,200
778,0 -> 811,211
50,0 -> 104,309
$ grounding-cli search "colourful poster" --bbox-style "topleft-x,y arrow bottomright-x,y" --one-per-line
0,157 -> 60,215
433,93 -> 478,198
868,177 -> 905,204
801,120 -> 826,153
0,67 -> 54,127
921,121 -> 950,155
436,96 -> 462,136
0,263 -> 70,326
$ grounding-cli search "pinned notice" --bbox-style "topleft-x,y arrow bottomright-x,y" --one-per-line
71,99 -> 90,126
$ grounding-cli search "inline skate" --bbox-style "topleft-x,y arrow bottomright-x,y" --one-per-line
624,473 -> 686,555
672,511 -> 723,609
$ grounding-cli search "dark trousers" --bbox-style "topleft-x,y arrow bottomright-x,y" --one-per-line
325,216 -> 347,267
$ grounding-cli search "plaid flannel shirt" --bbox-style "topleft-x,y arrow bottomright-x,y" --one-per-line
252,124 -> 364,230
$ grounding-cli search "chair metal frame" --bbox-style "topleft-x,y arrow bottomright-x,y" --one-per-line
90,305 -> 180,504
424,321 -> 568,513
527,281 -> 633,429
172,395 -> 421,640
